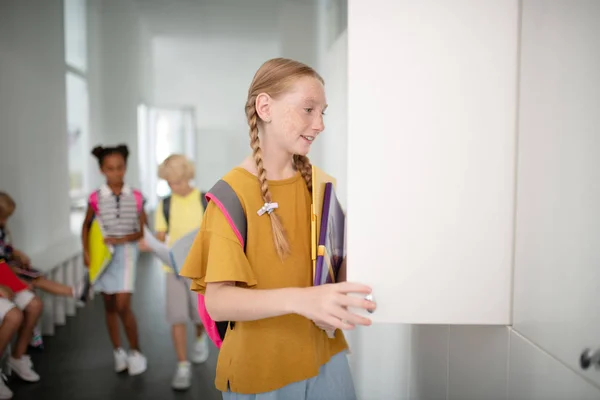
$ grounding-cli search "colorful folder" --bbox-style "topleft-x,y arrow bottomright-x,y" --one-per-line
311,166 -> 337,278
169,229 -> 199,274
88,219 -> 113,283
314,182 -> 346,286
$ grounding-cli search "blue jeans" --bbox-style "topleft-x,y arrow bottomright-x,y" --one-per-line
222,351 -> 356,400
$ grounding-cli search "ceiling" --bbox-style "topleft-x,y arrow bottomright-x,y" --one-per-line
132,0 -> 291,37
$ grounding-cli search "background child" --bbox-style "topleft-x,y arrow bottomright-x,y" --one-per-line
81,144 -> 148,376
138,154 -> 209,391
0,283 -> 21,399
0,261 -> 43,387
0,262 -> 25,400
0,192 -> 90,306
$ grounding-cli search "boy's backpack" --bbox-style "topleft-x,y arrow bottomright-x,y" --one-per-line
89,189 -> 144,217
196,180 -> 246,349
162,191 -> 208,232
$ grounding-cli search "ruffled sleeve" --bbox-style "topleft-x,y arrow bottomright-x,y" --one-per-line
180,201 -> 256,293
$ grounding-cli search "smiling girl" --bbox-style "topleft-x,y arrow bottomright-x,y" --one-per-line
180,58 -> 376,399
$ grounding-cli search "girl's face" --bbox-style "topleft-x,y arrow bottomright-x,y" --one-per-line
261,76 -> 327,156
101,153 -> 127,186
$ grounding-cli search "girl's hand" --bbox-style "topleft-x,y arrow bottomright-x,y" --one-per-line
137,238 -> 151,252
314,321 -> 337,332
313,321 -> 337,339
296,282 -> 376,331
19,254 -> 31,267
104,237 -> 120,245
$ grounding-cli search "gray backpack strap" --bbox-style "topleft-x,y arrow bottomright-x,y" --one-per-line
205,180 -> 247,250
200,191 -> 208,210
163,196 -> 172,232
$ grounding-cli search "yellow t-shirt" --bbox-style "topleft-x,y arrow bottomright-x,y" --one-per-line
180,167 -> 348,394
155,188 -> 205,273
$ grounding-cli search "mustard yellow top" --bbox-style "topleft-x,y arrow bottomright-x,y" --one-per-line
180,167 -> 348,394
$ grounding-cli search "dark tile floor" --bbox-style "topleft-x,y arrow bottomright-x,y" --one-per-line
8,254 -> 221,400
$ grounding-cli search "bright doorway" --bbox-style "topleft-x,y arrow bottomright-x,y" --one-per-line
137,105 -> 197,210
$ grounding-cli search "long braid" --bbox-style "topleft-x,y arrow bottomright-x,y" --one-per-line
293,155 -> 312,193
246,100 -> 291,259
244,58 -> 324,258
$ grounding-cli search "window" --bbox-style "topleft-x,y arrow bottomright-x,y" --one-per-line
137,106 -> 197,208
64,0 -> 89,205
64,0 -> 89,233
66,72 -> 90,199
64,0 -> 87,72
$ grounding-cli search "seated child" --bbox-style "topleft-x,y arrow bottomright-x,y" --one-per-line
0,192 -> 90,305
0,282 -> 22,400
0,260 -> 43,389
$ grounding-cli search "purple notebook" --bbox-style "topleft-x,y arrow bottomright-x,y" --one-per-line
314,182 -> 345,286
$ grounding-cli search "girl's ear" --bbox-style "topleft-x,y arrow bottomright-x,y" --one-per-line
255,93 -> 272,123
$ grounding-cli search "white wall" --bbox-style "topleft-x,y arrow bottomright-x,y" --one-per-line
336,1 -> 600,399
87,0 -> 153,190
151,1 -> 318,189
0,0 -> 72,255
0,0 -> 153,253
153,35 -> 279,189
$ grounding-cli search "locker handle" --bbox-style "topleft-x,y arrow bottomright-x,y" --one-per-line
580,348 -> 600,370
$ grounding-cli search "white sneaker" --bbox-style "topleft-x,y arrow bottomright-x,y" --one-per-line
8,355 -> 39,382
171,361 -> 192,391
114,348 -> 128,373
127,351 -> 147,376
0,372 -> 12,399
190,333 -> 210,364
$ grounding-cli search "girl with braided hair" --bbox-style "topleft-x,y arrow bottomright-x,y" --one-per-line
180,58 -> 376,399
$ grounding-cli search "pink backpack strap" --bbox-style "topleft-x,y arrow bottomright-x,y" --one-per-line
89,190 -> 100,214
197,294 -> 223,348
196,179 -> 246,349
132,189 -> 144,214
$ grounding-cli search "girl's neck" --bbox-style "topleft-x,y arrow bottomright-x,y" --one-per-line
258,134 -> 296,180
107,182 -> 125,194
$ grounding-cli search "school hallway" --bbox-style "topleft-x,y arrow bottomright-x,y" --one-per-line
8,254 -> 221,400
3,0 -> 600,399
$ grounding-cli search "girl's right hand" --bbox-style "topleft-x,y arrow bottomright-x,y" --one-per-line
296,282 -> 376,331
137,238 -> 151,252
83,251 -> 90,267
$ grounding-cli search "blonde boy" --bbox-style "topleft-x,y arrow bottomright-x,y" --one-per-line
141,155 -> 209,391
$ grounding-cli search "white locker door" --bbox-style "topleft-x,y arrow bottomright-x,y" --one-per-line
513,0 -> 600,387
346,0 -> 518,324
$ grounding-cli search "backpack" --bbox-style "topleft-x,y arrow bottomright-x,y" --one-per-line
89,188 -> 144,222
162,191 -> 208,232
196,180 -> 246,349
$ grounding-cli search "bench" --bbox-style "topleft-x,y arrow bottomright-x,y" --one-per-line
29,234 -> 84,336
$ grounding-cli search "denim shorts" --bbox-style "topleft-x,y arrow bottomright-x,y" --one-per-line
222,351 -> 356,400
